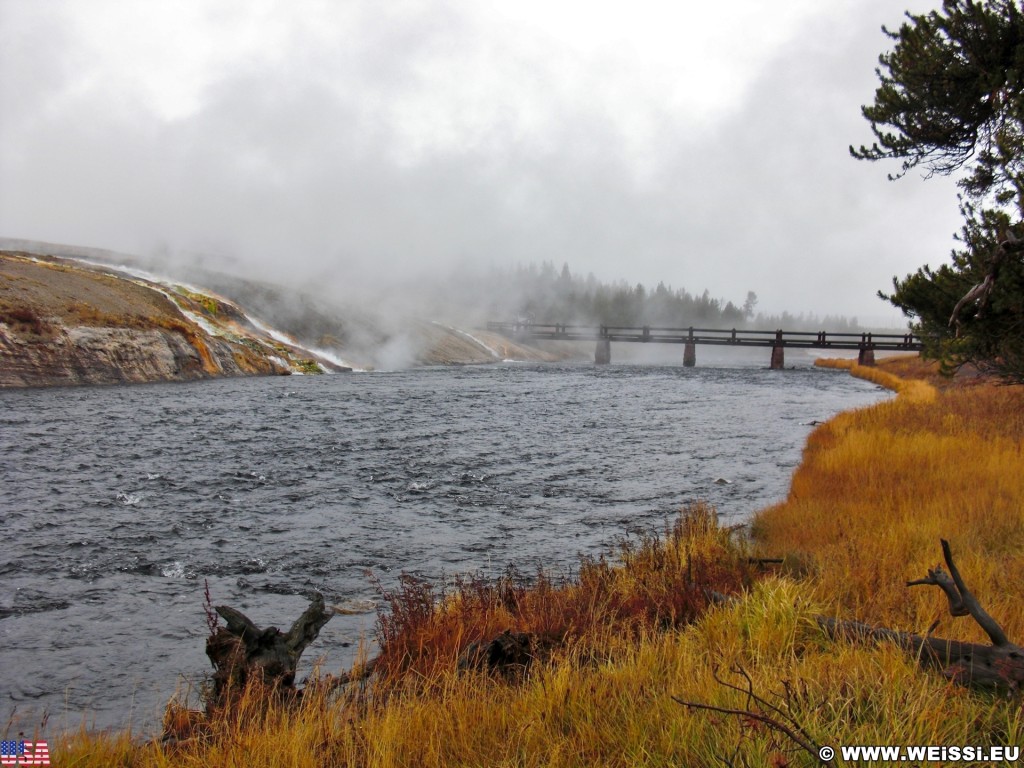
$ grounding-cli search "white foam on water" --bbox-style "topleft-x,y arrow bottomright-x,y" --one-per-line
161,561 -> 186,578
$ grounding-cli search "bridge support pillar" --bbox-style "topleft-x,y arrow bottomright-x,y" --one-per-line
595,339 -> 611,365
858,346 -> 876,366
770,345 -> 785,370
683,342 -> 696,367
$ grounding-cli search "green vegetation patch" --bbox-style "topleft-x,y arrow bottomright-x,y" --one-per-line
173,286 -> 226,317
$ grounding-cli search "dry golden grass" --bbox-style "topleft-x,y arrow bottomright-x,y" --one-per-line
56,583 -> 1023,767
758,358 -> 1024,639
48,356 -> 1024,766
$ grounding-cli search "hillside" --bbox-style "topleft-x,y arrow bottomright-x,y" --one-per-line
0,250 -> 565,387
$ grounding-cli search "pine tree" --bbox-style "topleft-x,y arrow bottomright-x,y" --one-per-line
853,0 -> 1024,382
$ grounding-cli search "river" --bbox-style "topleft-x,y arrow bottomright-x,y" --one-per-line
0,357 -> 888,734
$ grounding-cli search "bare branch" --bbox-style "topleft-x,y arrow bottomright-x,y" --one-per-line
673,666 -> 827,765
284,592 -> 332,655
940,538 -> 1009,647
906,567 -> 969,616
671,695 -> 824,765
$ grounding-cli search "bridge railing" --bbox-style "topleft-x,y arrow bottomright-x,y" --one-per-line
486,322 -> 920,350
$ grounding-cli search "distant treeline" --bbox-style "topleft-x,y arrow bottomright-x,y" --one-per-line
489,262 -> 864,332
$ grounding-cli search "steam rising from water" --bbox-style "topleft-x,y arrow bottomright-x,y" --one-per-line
374,333 -> 420,371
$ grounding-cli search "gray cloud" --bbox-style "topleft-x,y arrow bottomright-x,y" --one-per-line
0,0 -> 965,324
648,2 -> 964,318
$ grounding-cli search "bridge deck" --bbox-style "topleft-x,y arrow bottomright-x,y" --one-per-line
486,322 -> 922,352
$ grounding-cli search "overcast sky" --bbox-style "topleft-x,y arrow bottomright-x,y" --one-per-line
0,0 -> 964,322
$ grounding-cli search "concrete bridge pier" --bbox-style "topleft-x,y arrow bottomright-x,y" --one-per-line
857,333 -> 876,366
770,330 -> 785,369
595,339 -> 611,364
683,342 -> 696,367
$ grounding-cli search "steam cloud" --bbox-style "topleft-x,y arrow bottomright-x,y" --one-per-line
0,0 -> 963,328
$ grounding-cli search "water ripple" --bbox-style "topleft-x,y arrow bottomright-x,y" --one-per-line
0,360 -> 889,734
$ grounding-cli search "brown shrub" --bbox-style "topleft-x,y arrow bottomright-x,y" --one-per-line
371,503 -> 755,684
1,306 -> 46,335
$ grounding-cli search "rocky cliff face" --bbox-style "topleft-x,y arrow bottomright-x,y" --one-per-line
0,325 -> 287,387
0,252 -> 335,387
0,249 -> 567,388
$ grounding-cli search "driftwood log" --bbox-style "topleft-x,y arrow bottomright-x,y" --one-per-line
820,539 -> 1024,691
205,593 -> 333,708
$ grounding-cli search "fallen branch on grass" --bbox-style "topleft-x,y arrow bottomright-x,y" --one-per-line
820,539 -> 1024,691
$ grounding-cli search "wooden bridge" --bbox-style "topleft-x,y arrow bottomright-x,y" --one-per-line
485,322 -> 922,368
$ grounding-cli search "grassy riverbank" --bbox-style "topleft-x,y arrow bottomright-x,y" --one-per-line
54,358 -> 1024,766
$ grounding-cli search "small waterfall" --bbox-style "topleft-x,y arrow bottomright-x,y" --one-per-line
431,322 -> 502,360
63,256 -> 359,373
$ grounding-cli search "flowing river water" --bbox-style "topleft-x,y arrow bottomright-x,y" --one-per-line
0,357 -> 890,734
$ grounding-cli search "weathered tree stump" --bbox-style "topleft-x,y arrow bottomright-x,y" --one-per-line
205,593 -> 333,709
821,539 -> 1024,691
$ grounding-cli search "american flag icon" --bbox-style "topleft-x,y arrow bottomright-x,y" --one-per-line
0,741 -> 50,766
